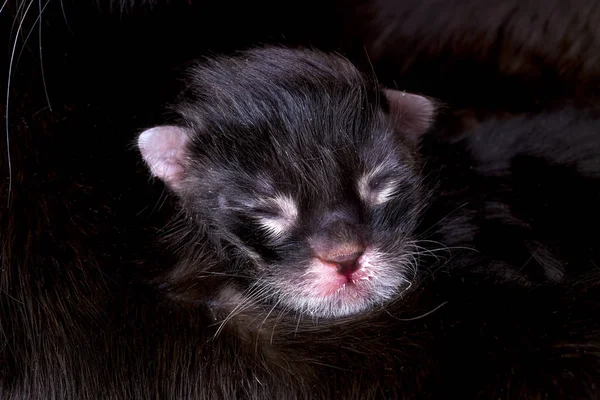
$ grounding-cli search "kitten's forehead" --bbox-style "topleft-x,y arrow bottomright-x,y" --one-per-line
245,133 -> 400,203
203,91 -> 385,158
199,102 -> 400,204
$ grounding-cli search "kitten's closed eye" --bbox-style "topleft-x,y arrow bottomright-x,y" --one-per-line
252,194 -> 299,240
358,167 -> 400,206
370,180 -> 400,205
369,178 -> 386,191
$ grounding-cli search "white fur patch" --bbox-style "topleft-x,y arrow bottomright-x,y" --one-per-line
371,180 -> 399,205
357,164 -> 400,206
257,217 -> 290,239
273,193 -> 299,222
256,194 -> 298,239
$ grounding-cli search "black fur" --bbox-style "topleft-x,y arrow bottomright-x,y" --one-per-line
339,0 -> 600,113
2,1 -> 600,398
421,108 -> 600,285
420,108 -> 600,398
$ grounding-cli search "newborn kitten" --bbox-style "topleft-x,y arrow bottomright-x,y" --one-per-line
135,47 -> 599,399
138,46 -> 436,319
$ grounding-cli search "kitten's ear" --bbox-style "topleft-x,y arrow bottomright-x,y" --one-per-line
137,125 -> 190,190
383,89 -> 436,139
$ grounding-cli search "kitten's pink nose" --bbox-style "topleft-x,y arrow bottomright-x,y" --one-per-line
318,245 -> 365,275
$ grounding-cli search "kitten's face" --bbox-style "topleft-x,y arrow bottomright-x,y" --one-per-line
137,48 -> 434,318
204,122 -> 424,318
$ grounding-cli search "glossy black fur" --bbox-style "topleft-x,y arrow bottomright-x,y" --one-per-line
340,0 -> 600,113
421,109 -> 600,285
419,108 -> 600,398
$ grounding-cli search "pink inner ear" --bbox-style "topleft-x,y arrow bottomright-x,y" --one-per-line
137,126 -> 189,189
384,89 -> 436,137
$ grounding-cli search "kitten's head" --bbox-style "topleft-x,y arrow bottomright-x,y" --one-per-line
138,47 -> 436,318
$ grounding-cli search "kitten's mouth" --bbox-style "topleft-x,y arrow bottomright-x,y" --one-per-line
271,248 -> 405,318
311,252 -> 377,297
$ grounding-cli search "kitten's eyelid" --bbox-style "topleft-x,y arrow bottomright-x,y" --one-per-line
369,173 -> 393,189
246,199 -> 281,215
219,197 -> 257,212
218,197 -> 281,220
371,180 -> 399,205
357,165 -> 400,205
248,194 -> 299,221
271,194 -> 299,222
251,194 -> 299,240
251,205 -> 280,218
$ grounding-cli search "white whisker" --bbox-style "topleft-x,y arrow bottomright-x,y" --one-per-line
416,202 -> 471,238
255,296 -> 282,353
5,0 -> 35,205
393,301 -> 448,321
212,282 -> 271,339
59,0 -> 73,33
270,304 -> 291,345
39,0 -> 52,112
293,311 -> 302,338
